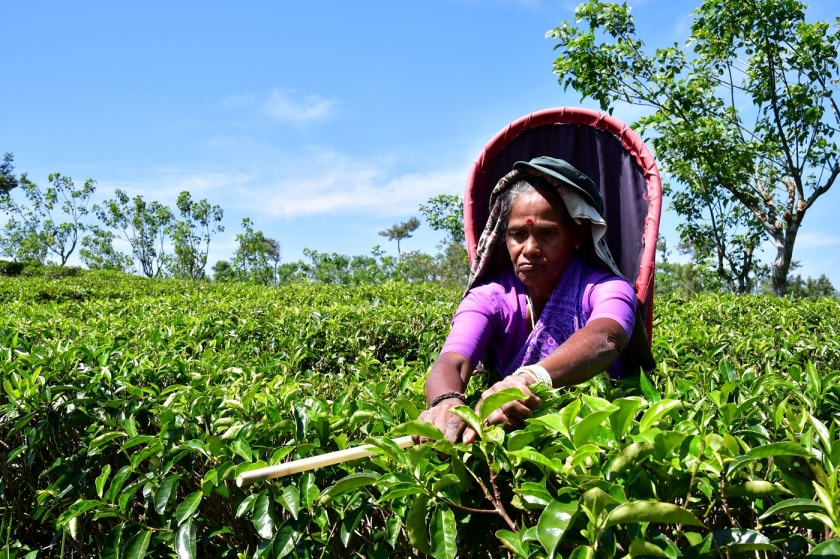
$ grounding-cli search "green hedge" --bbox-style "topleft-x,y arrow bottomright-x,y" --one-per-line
0,260 -> 24,277
1,275 -> 839,558
0,261 -> 85,279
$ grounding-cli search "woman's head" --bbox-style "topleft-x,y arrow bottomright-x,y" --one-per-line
499,177 -> 587,296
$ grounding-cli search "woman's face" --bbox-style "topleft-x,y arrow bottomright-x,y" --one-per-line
506,188 -> 581,296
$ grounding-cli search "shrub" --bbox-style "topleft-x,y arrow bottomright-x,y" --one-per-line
19,263 -> 85,279
0,259 -> 24,277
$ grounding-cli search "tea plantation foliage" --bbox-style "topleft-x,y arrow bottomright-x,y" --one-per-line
1,272 -> 840,558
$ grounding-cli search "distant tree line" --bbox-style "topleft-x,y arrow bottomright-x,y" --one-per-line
655,235 -> 837,299
211,194 -> 469,288
0,155 -> 470,286
0,153 -> 224,280
2,153 -> 834,297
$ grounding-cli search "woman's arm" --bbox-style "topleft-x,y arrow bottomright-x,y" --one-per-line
538,317 -> 627,387
421,351 -> 544,444
469,318 -> 626,443
415,352 -> 474,443
425,351 -> 474,403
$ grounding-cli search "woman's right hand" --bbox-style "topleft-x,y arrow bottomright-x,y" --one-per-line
415,398 -> 468,444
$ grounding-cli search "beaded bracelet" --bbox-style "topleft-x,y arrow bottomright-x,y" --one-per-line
430,391 -> 467,407
513,365 -> 553,387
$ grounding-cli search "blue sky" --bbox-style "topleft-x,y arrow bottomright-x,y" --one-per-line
3,0 -> 838,285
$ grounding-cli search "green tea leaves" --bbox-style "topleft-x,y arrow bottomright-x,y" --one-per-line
479,387 -> 528,423
605,501 -> 704,528
537,499 -> 577,557
430,506 -> 457,559
252,490 -> 275,539
175,492 -> 202,525
639,400 -> 683,433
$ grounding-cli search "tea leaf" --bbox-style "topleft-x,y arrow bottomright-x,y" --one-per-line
605,501 -> 704,528
746,442 -> 812,458
124,530 -> 152,559
759,498 -> 825,519
479,387 -> 527,423
407,495 -> 431,554
175,519 -> 196,559
496,530 -> 527,558
154,475 -> 180,515
276,486 -> 300,520
175,492 -> 202,525
537,499 -> 577,556
392,420 -> 444,440
252,490 -> 275,539
430,505 -> 457,559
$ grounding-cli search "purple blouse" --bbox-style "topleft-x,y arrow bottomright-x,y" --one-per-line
441,256 -> 636,378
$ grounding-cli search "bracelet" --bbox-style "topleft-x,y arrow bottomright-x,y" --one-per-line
513,365 -> 553,387
430,392 -> 467,407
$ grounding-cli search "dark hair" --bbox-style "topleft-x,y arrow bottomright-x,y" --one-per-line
497,176 -> 576,238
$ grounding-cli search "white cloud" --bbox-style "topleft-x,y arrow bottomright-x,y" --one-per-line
264,89 -> 336,123
792,232 -> 840,250
96,170 -> 258,204
92,148 -> 468,220
226,149 -> 466,218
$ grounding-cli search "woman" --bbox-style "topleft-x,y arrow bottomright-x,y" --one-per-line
419,157 -> 637,444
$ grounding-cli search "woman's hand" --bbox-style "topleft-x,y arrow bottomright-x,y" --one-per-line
415,398 -> 468,444
462,375 -> 542,444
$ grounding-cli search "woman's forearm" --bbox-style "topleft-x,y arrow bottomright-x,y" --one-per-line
538,318 -> 627,388
424,352 -> 474,405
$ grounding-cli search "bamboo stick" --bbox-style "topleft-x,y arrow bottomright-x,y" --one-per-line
236,436 -> 414,486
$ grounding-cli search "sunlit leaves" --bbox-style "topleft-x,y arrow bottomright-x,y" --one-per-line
478,387 -> 528,423
391,420 -> 444,440
275,486 -> 300,521
252,490 -> 275,539
537,500 -> 577,556
605,501 -> 704,528
638,399 -> 683,432
175,493 -> 202,525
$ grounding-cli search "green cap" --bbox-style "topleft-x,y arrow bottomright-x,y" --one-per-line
513,156 -> 604,216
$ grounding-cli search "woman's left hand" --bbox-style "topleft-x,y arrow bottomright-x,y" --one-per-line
462,375 -> 542,444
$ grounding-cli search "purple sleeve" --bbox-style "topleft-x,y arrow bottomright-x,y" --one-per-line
585,275 -> 636,340
440,288 -> 499,368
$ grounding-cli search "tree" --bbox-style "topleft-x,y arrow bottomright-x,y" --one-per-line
0,172 -> 96,265
670,177 -> 765,294
378,217 -> 420,255
262,237 -> 282,283
549,0 -> 840,296
419,194 -> 464,244
298,247 -> 396,285
230,218 -> 277,285
432,238 -> 472,288
0,153 -> 20,196
0,217 -> 46,263
168,191 -> 224,280
79,226 -> 133,272
94,190 -> 174,277
419,195 -> 471,286
760,272 -> 837,298
655,236 -> 701,298
211,259 -> 237,282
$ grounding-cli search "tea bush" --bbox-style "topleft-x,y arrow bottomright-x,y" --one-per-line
0,260 -> 24,277
1,274 -> 839,558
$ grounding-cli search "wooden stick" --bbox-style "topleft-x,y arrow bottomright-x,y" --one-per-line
236,436 -> 414,487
